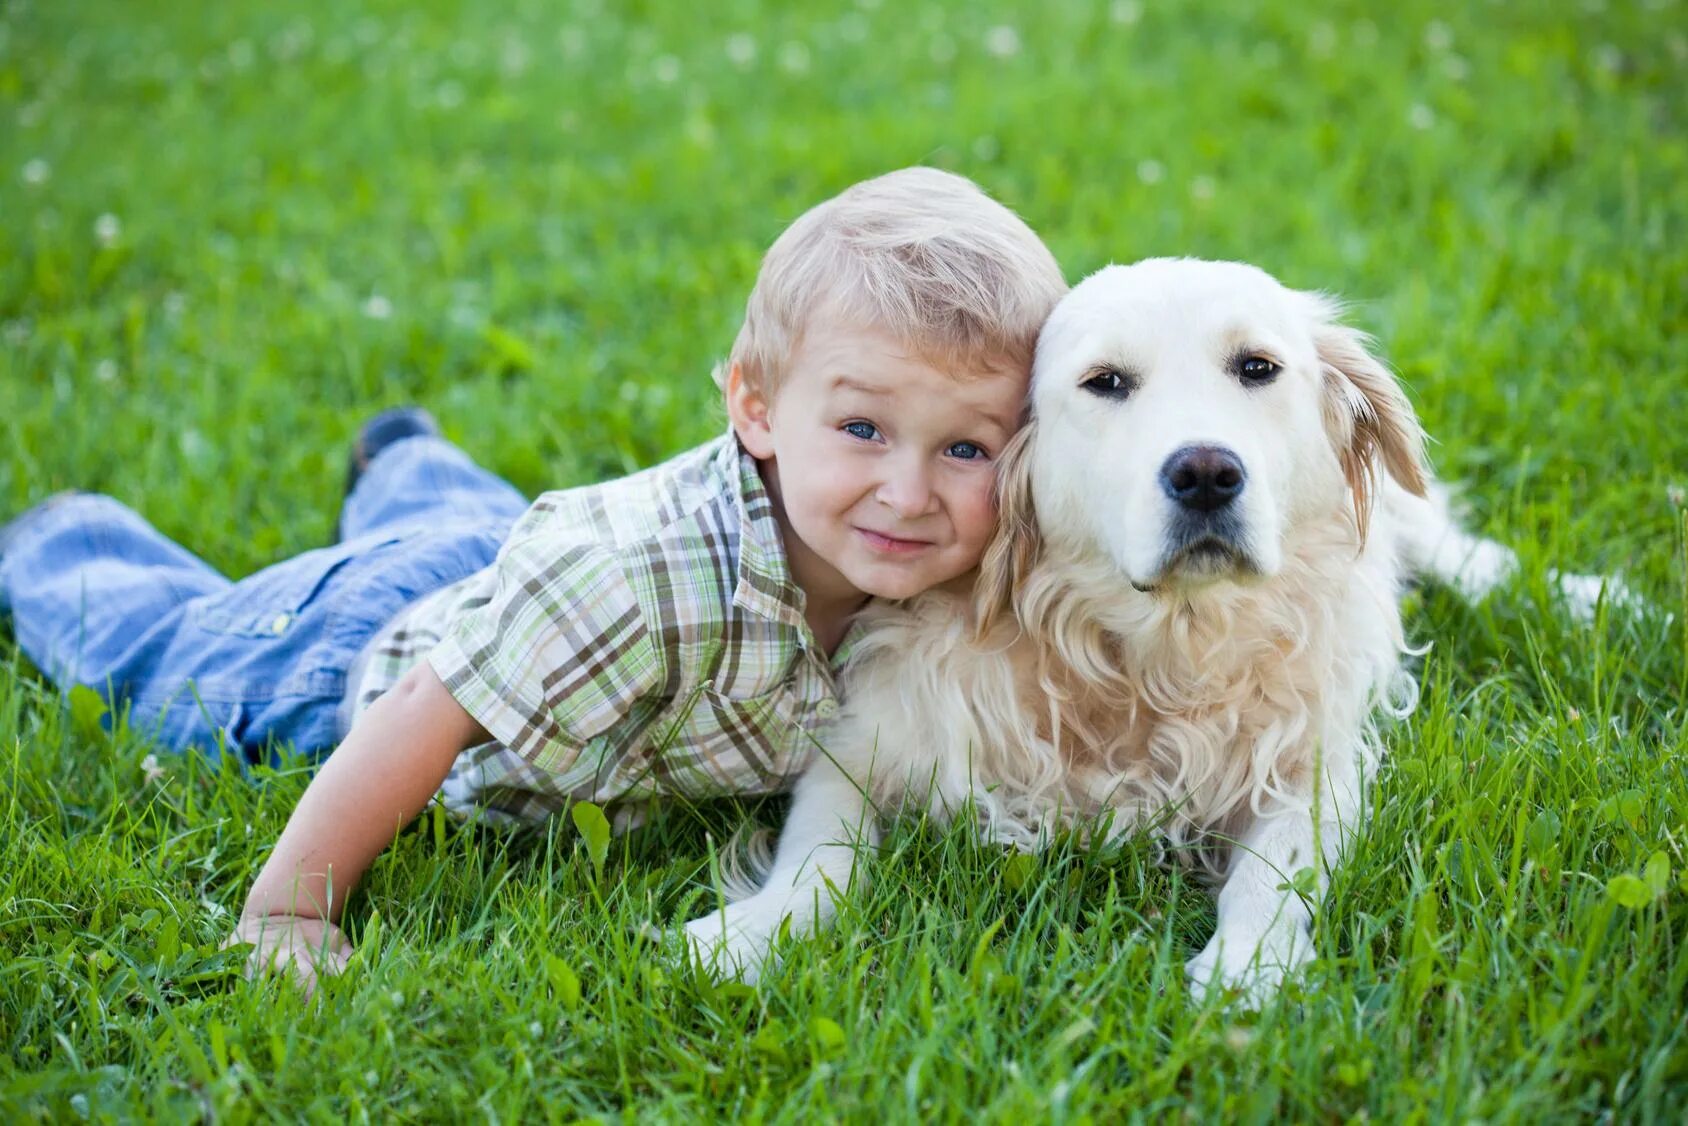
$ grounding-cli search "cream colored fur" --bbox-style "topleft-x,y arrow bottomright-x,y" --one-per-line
682,258 -> 1622,1004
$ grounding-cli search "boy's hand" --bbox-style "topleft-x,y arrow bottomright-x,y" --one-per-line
226,914 -> 353,996
230,660 -> 485,998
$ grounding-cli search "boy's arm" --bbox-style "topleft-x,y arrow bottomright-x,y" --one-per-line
230,660 -> 486,989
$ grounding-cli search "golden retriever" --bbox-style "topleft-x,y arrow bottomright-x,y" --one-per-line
683,258 -> 1617,1003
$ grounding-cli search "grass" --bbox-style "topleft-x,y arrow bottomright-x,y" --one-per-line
2,0 -> 1685,1118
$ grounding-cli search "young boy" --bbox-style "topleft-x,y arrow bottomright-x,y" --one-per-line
0,167 -> 1066,989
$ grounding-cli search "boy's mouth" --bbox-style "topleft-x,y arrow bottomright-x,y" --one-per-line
856,528 -> 933,554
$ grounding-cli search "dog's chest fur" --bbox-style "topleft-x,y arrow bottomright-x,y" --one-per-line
837,514 -> 1406,859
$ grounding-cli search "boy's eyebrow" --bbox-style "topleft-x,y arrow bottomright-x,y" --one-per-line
979,405 -> 1020,434
831,374 -> 1019,434
829,375 -> 888,396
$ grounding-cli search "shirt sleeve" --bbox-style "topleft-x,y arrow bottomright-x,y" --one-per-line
427,532 -> 666,774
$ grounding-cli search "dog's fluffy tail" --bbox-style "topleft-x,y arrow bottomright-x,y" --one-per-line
1392,481 -> 1635,622
716,823 -> 776,902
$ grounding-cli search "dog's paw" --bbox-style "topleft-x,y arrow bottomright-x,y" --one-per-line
1185,922 -> 1312,1008
677,912 -> 769,984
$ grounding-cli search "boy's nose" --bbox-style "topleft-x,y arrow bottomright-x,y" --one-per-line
876,464 -> 938,519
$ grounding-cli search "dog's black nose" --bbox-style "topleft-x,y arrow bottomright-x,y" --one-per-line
1160,445 -> 1246,512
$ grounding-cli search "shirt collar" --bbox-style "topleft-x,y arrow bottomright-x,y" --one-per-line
722,431 -> 808,631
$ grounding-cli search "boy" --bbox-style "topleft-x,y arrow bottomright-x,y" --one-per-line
0,167 -> 1066,989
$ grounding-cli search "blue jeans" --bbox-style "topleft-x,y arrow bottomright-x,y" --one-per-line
0,437 -> 527,763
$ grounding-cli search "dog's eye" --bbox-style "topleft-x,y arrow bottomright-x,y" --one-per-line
1080,369 -> 1133,399
1237,356 -> 1280,385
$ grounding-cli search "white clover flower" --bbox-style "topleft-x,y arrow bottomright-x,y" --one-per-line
1190,175 -> 1216,201
363,294 -> 393,320
777,41 -> 810,74
985,25 -> 1021,58
1408,103 -> 1435,130
500,38 -> 531,77
95,359 -> 118,383
1136,159 -> 1164,185
21,157 -> 49,185
725,32 -> 756,67
652,54 -> 681,84
94,213 -> 121,245
1424,21 -> 1453,51
1111,1 -> 1142,25
1308,22 -> 1337,58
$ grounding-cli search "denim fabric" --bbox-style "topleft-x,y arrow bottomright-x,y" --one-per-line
0,437 -> 527,763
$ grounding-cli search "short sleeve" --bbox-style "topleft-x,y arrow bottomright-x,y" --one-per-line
427,533 -> 666,774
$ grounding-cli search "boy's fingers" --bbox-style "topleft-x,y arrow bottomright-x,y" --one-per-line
224,917 -> 353,988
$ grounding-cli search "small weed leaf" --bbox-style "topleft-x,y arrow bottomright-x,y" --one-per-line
1641,851 -> 1671,896
1525,810 -> 1562,857
1406,893 -> 1440,999
361,909 -> 384,962
155,913 -> 180,963
1606,874 -> 1653,909
481,323 -> 538,373
545,954 -> 581,1011
1003,851 -> 1036,891
966,917 -> 1007,986
809,1017 -> 846,1057
571,802 -> 611,877
1277,866 -> 1318,897
752,1019 -> 789,1062
1598,790 -> 1646,828
68,685 -> 108,742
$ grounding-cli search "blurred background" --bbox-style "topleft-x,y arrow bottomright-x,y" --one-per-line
1,0 -> 1681,583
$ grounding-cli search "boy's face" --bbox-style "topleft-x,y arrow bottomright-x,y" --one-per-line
728,320 -> 1027,609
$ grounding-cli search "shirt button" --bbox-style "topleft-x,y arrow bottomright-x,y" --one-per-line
816,699 -> 839,719
270,613 -> 292,635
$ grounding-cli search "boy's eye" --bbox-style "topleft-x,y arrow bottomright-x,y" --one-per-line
947,441 -> 988,461
842,420 -> 880,441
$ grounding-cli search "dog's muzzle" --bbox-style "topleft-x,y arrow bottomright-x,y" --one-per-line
1151,444 -> 1256,583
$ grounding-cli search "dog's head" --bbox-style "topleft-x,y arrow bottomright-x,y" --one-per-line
978,258 -> 1427,625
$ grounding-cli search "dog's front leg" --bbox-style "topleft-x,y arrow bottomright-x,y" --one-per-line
1185,742 -> 1364,1005
681,752 -> 876,982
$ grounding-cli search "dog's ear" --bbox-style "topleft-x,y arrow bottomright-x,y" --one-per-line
1310,298 -> 1429,540
974,422 -> 1041,638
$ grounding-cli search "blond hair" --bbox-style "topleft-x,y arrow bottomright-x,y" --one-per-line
720,167 -> 1066,395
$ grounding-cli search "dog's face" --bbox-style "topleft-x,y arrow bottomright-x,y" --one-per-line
983,258 -> 1427,604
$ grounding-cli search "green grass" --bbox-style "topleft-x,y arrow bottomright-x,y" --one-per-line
3,0 -> 1686,1118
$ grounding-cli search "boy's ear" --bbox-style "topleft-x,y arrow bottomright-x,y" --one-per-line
725,363 -> 776,459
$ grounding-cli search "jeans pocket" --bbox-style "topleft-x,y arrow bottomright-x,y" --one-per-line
189,540 -> 399,639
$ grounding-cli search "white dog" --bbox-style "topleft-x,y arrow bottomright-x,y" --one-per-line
683,258 -> 1615,1003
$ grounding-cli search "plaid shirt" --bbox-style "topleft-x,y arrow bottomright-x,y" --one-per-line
346,434 -> 861,825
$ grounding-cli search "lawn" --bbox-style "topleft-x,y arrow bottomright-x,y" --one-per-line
2,0 -> 1685,1119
